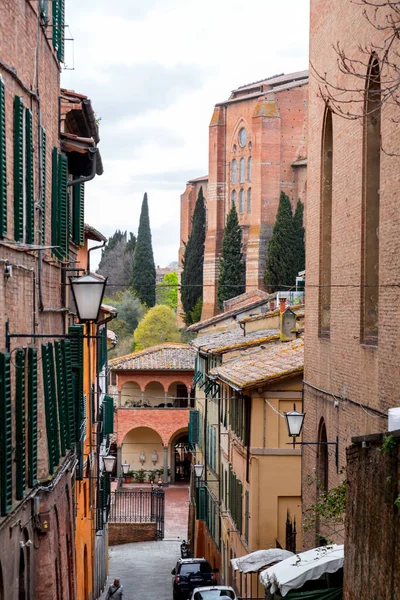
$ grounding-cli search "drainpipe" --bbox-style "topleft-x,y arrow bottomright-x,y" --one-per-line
87,239 -> 106,273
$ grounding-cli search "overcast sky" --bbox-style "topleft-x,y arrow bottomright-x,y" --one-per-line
62,0 -> 309,270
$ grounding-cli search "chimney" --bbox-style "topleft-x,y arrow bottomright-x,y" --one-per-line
280,307 -> 297,342
279,297 -> 287,313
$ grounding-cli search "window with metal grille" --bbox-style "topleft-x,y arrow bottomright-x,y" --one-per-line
52,0 -> 65,62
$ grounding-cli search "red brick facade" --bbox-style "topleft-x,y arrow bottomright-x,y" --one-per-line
179,73 -> 308,321
303,0 -> 400,548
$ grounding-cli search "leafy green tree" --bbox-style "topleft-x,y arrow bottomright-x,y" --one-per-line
264,192 -> 297,292
133,305 -> 181,350
156,272 -> 178,311
97,230 -> 136,293
293,199 -> 305,276
217,203 -> 246,309
181,187 -> 206,324
132,193 -> 156,307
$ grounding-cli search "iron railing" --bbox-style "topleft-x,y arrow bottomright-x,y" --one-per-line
109,489 -> 165,539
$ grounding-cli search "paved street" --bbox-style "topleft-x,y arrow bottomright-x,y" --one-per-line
101,484 -> 189,600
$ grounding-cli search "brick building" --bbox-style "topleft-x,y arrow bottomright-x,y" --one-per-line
0,2 -> 112,600
109,343 -> 195,485
303,0 -> 400,549
179,72 -> 308,321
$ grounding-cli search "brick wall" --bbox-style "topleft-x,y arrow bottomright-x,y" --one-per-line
344,431 -> 400,600
303,0 -> 400,547
116,407 -> 191,447
108,522 -> 157,545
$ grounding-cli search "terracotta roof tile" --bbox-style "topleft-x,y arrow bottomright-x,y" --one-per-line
210,338 -> 304,390
109,343 -> 195,371
191,328 -> 280,354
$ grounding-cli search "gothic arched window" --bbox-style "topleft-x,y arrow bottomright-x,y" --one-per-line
247,188 -> 251,213
239,158 -> 245,183
231,159 -> 237,184
248,157 -> 252,182
239,189 -> 244,214
319,107 -> 333,336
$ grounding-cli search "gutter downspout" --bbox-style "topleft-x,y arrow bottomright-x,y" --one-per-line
67,148 -> 99,187
87,239 -> 106,273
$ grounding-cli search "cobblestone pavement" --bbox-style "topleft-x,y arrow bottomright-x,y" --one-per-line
101,485 -> 189,600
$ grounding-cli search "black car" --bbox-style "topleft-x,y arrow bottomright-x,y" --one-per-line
172,558 -> 219,600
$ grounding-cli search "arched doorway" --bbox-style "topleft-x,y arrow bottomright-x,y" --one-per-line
122,427 -> 164,477
170,431 -> 191,483
167,381 -> 189,407
120,381 -> 142,407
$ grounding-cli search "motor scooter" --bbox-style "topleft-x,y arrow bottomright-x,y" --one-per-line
180,539 -> 192,558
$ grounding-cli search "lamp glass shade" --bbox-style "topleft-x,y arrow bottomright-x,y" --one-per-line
103,455 -> 116,473
285,409 -> 305,438
70,273 -> 107,322
194,464 -> 204,479
121,462 -> 130,475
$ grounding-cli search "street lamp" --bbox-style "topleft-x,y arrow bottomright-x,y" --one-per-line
69,273 -> 107,322
121,462 -> 130,476
284,404 -> 339,472
103,454 -> 116,474
194,464 -> 205,479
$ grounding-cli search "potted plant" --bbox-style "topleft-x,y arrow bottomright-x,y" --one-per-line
134,468 -> 146,483
124,470 -> 134,484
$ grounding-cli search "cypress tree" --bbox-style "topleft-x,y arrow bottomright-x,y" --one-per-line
181,187 -> 206,324
264,191 -> 297,292
293,199 -> 305,275
217,203 -> 246,309
131,193 -> 156,307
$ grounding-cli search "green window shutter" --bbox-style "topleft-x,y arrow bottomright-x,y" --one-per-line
72,182 -> 84,246
25,108 -> 34,244
14,96 -> 24,242
188,410 -> 199,445
40,127 -> 47,245
54,341 -> 67,456
97,325 -> 107,373
62,340 -> 75,449
42,343 -> 60,474
39,0 -> 49,24
15,349 -> 26,500
51,147 -> 58,256
0,353 -> 12,515
0,77 -> 7,237
58,153 -> 68,260
52,0 -> 65,62
197,485 -> 206,521
28,347 -> 38,488
68,325 -> 85,479
103,395 -> 114,435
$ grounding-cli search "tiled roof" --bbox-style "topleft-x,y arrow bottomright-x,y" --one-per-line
190,328 -> 280,354
210,338 -> 304,390
109,343 -> 195,371
233,70 -> 309,93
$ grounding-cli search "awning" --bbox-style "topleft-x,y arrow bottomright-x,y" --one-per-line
259,545 -> 344,597
231,549 -> 294,574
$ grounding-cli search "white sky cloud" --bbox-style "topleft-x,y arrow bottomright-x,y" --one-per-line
62,0 -> 309,269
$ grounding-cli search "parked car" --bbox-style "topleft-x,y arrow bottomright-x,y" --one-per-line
172,558 -> 219,600
189,586 -> 237,600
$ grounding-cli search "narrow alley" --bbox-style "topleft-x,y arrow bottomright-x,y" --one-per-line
101,485 -> 189,600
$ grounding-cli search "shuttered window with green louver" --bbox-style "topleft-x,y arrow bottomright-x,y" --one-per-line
40,127 -> 47,245
14,96 -> 24,242
25,108 -> 34,244
103,395 -> 114,436
0,353 -> 12,515
97,325 -> 107,373
58,153 -> 68,260
28,347 -> 38,488
55,341 -> 67,457
15,349 -> 26,500
196,485 -> 206,521
72,182 -> 84,246
0,77 -> 7,237
68,325 -> 85,479
62,340 -> 75,449
52,0 -> 65,62
188,410 -> 199,445
42,343 -> 60,474
51,147 -> 58,256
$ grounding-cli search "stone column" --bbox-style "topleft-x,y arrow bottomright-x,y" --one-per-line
163,445 -> 169,487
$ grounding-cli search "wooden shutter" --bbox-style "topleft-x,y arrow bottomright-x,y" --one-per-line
51,147 -> 58,256
68,325 -> 84,479
72,182 -> 84,246
40,127 -> 47,245
58,153 -> 68,260
0,76 -> 7,237
28,348 -> 38,487
15,349 -> 26,500
55,341 -> 67,456
189,409 -> 199,445
62,340 -> 75,449
103,395 -> 114,436
52,0 -> 65,62
97,325 -> 107,373
13,96 -> 24,242
197,485 -> 206,521
42,343 -> 58,474
25,108 -> 34,244
0,353 -> 12,515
